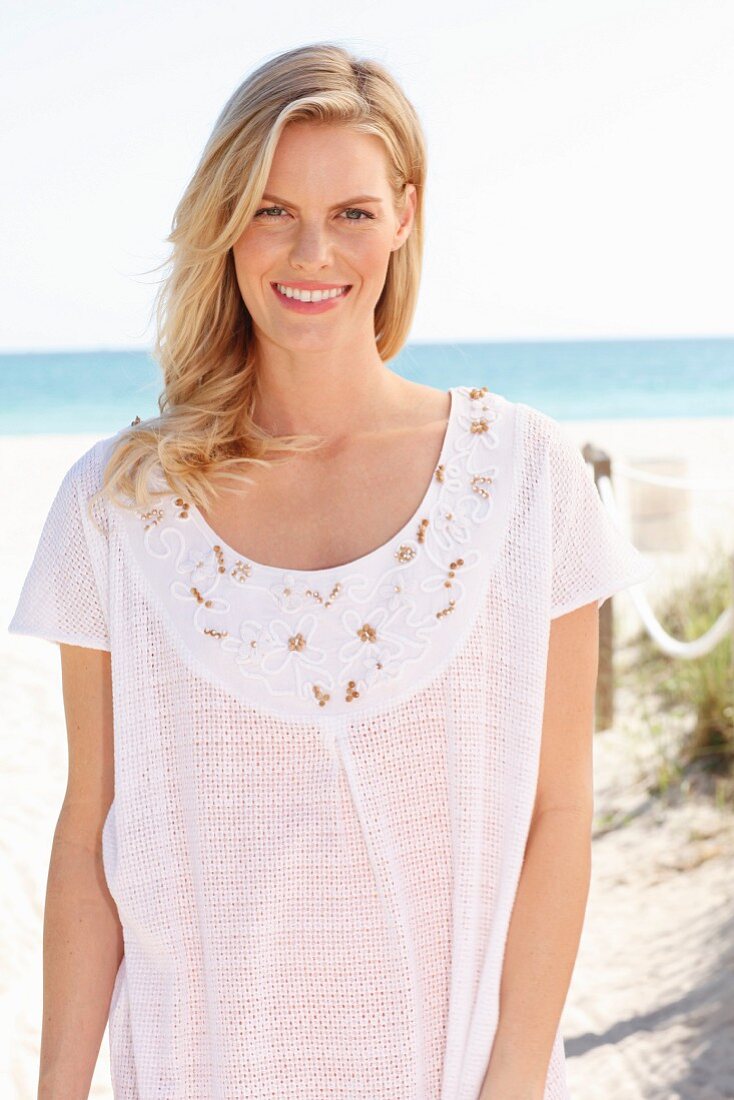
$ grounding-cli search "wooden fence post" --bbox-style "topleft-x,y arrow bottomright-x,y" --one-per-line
582,443 -> 614,731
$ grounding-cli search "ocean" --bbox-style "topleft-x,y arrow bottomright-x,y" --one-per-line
1,336 -> 732,435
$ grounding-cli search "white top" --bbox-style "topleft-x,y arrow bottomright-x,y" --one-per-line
8,385 -> 655,1099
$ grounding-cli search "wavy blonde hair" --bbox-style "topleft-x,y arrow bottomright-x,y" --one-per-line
91,41 -> 427,520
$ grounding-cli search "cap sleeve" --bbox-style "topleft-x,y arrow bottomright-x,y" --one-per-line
7,442 -> 111,651
547,415 -> 654,619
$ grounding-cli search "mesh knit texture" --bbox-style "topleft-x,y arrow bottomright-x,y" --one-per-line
8,388 -> 655,1099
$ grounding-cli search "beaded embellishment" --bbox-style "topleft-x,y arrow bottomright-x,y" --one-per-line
128,385 -> 505,717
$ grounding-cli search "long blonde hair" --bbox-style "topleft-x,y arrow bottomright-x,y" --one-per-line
92,41 -> 427,519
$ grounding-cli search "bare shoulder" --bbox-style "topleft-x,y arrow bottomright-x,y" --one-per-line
387,379 -> 452,433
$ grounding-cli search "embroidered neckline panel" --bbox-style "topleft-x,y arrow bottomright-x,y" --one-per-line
117,386 -> 514,720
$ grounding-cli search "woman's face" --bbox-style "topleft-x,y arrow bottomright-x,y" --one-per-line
231,121 -> 416,354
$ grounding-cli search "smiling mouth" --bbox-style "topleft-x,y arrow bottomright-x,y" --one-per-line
271,282 -> 352,303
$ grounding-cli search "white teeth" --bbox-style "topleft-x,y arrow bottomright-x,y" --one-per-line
276,284 -> 347,302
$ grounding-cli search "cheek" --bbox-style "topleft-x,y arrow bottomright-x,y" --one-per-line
230,246 -> 267,316
232,235 -> 269,278
347,233 -> 394,275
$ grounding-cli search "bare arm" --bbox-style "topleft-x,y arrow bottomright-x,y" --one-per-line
38,644 -> 123,1100
479,600 -> 598,1100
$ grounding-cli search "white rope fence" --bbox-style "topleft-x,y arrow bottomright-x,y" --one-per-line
596,472 -> 733,660
613,461 -> 734,494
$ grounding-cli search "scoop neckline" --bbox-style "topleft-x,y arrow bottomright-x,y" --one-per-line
186,386 -> 458,582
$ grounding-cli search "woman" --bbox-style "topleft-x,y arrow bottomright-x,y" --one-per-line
9,42 -> 653,1100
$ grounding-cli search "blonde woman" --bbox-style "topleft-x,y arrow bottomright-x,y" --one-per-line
9,42 -> 652,1100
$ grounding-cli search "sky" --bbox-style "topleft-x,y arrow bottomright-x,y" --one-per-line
2,0 -> 732,350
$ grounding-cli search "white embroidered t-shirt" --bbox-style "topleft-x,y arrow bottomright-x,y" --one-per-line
8,385 -> 655,1100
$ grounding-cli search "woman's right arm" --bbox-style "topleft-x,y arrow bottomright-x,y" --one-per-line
38,643 -> 122,1100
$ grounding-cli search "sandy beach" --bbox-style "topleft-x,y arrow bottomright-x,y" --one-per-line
2,422 -> 733,1099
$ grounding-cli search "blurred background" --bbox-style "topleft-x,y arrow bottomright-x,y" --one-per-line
2,1 -> 733,1097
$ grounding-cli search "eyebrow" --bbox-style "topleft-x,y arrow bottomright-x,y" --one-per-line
261,193 -> 384,208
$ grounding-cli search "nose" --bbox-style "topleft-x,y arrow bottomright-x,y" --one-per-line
288,221 -> 333,272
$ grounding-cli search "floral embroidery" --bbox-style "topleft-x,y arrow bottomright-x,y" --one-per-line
131,385 -> 504,715
269,574 -> 346,613
220,620 -> 270,667
262,615 -> 326,677
180,547 -> 223,587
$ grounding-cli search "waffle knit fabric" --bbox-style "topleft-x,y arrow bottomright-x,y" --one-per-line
9,385 -> 654,1098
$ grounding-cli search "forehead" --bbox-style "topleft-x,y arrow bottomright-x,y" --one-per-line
267,123 -> 391,194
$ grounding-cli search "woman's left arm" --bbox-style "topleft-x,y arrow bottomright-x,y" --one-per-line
479,600 -> 599,1100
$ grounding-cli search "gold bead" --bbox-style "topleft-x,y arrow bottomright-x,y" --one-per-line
203,626 -> 228,638
313,685 -> 331,707
395,543 -> 417,563
471,474 -> 493,498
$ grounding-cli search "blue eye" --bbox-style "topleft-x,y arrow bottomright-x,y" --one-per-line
342,208 -> 375,221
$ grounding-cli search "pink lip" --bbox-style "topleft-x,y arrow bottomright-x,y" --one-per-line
270,281 -> 352,314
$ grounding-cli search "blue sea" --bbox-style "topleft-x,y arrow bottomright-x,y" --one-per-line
1,337 -> 733,435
